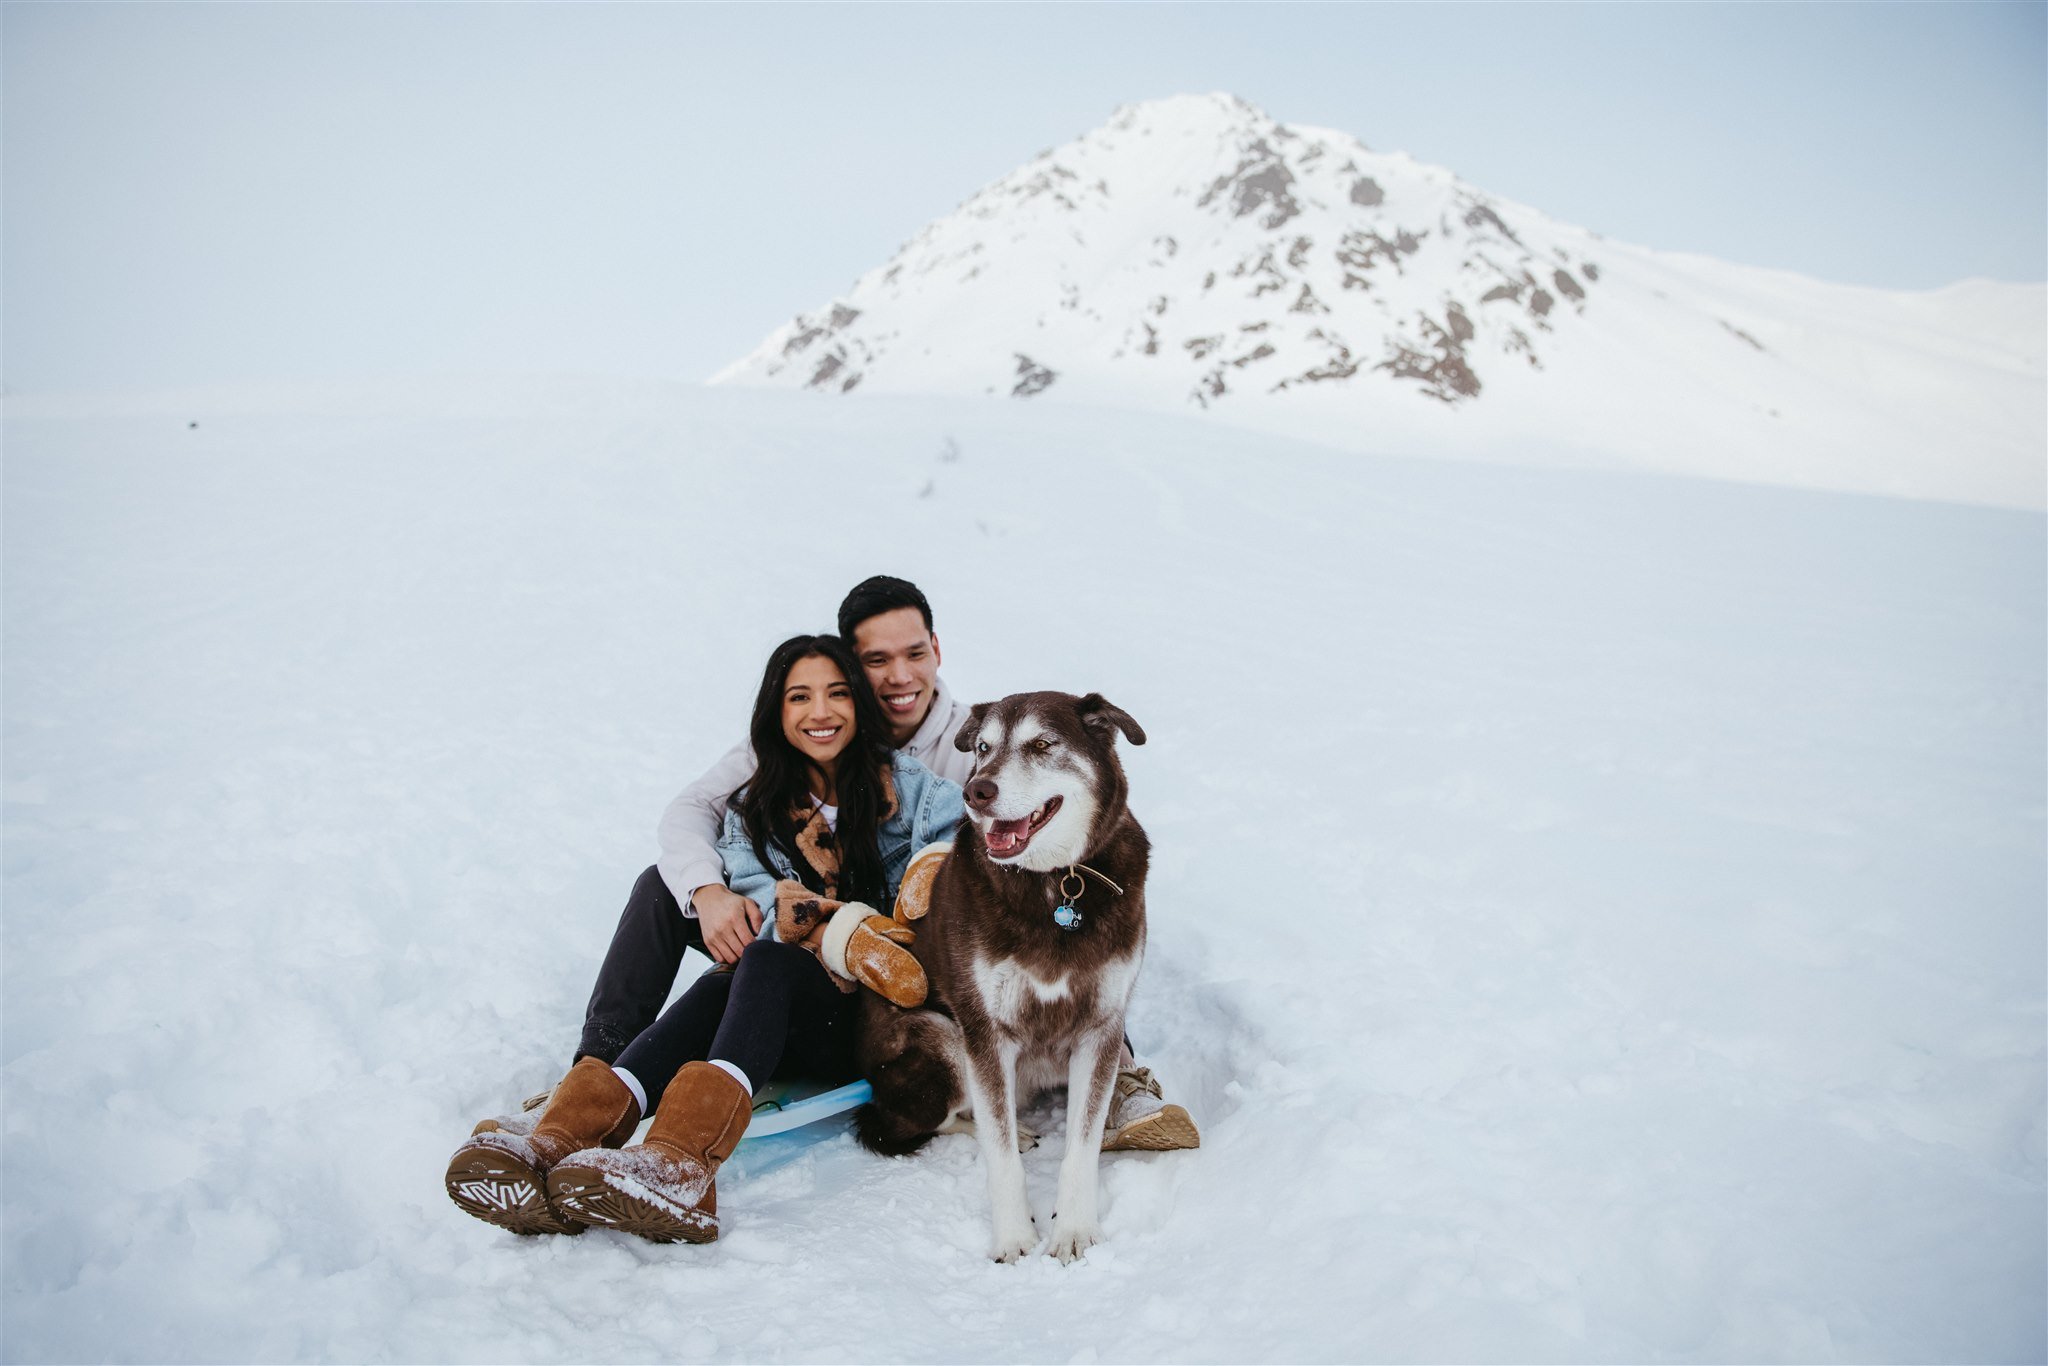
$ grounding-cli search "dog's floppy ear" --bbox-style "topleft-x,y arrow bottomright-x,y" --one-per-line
952,701 -> 993,752
1075,693 -> 1145,746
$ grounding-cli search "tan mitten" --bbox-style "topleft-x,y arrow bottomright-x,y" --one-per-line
893,841 -> 951,924
821,903 -> 928,1007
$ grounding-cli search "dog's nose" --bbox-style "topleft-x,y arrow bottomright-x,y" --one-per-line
966,776 -> 999,807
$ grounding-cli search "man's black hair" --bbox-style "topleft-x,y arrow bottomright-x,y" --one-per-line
837,575 -> 934,641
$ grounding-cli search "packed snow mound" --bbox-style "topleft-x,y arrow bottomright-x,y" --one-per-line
713,92 -> 2046,510
2,378 -> 2043,1361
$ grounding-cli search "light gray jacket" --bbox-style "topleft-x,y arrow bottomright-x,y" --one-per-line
655,676 -> 978,911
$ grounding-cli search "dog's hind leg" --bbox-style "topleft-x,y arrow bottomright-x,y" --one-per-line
1047,1022 -> 1122,1264
960,1027 -> 1035,1262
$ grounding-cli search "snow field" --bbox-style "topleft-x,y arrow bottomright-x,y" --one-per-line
2,378 -> 2042,1361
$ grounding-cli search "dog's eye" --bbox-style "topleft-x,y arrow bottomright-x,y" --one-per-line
1032,737 -> 1055,753
976,741 -> 990,755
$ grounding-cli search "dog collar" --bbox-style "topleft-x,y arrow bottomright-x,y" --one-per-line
1051,862 -> 1124,931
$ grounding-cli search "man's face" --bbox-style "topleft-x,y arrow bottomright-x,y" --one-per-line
851,606 -> 941,745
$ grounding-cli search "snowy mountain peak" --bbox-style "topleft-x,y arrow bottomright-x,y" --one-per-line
1107,91 -> 1285,138
711,95 -> 2045,509
715,91 -> 1586,408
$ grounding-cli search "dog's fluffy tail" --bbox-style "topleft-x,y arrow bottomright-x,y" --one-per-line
854,1027 -> 962,1156
854,1101 -> 937,1157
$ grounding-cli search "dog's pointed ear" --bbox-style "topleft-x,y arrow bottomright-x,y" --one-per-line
952,701 -> 992,752
1076,693 -> 1145,746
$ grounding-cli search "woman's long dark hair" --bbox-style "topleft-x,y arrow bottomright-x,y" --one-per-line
733,634 -> 892,907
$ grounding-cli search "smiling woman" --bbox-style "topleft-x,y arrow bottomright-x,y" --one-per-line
778,654 -> 859,800
737,635 -> 895,902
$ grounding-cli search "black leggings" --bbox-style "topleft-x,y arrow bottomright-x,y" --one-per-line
611,938 -> 858,1110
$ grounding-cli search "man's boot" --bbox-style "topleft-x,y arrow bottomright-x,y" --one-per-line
1101,1065 -> 1201,1152
467,1080 -> 557,1138
545,1061 -> 751,1244
444,1057 -> 641,1235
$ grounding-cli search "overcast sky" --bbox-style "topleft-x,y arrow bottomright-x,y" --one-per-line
4,2 -> 2042,395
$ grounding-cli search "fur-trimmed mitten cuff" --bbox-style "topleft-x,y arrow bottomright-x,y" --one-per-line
893,842 -> 951,924
821,902 -> 928,1008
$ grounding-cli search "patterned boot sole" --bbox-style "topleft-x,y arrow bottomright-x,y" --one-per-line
1103,1103 -> 1201,1152
444,1146 -> 584,1236
547,1166 -> 717,1245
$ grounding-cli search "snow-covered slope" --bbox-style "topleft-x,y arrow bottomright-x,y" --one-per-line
3,380 -> 2042,1361
715,93 -> 2046,510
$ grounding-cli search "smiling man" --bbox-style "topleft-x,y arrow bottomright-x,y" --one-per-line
469,575 -> 1195,1154
850,590 -> 950,746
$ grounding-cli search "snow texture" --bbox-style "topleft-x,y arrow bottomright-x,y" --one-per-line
3,376 -> 2043,1362
715,93 -> 2046,512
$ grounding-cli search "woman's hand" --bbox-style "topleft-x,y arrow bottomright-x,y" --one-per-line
692,884 -> 763,964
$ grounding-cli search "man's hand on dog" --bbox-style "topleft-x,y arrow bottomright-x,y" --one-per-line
692,885 -> 762,963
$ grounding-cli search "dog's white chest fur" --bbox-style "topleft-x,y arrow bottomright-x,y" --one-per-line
968,951 -> 1141,1031
971,956 -> 1074,1025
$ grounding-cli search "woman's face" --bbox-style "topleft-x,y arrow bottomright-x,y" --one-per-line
781,654 -> 857,774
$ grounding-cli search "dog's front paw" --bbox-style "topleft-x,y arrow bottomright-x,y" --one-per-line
1047,1219 -> 1102,1265
989,1220 -> 1038,1264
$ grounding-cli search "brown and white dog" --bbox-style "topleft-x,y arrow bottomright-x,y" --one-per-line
855,690 -> 1149,1263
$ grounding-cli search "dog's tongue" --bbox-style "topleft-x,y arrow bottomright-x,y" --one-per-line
986,817 -> 1032,855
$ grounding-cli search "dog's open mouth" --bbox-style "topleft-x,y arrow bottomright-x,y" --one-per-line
982,797 -> 1062,860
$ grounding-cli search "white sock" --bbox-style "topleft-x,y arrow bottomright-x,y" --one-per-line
708,1058 -> 753,1094
611,1065 -> 648,1116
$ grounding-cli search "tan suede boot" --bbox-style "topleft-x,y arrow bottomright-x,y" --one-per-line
445,1057 -> 641,1235
545,1061 -> 751,1244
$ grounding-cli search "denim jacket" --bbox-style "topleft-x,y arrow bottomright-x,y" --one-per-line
717,751 -> 965,937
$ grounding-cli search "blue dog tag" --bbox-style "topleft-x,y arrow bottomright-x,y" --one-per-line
1053,904 -> 1082,930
